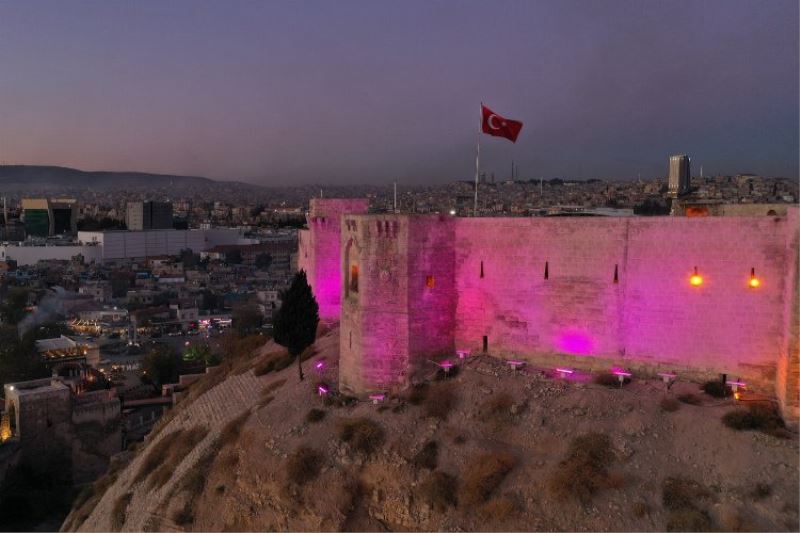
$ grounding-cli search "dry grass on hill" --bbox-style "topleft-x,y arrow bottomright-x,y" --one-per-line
63,327 -> 799,533
135,426 -> 206,488
460,451 -> 516,506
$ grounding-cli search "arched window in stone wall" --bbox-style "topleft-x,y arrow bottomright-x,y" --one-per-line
344,238 -> 359,298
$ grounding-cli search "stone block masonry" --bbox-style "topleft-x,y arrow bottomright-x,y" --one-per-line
302,203 -> 799,422
298,198 -> 370,320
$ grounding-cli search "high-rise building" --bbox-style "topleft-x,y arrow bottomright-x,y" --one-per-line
21,198 -> 77,237
126,201 -> 173,230
668,154 -> 691,197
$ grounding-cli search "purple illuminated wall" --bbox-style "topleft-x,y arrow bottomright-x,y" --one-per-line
333,208 -> 798,419
453,214 -> 796,393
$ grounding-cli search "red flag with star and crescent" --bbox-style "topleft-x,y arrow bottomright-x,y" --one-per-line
481,104 -> 523,143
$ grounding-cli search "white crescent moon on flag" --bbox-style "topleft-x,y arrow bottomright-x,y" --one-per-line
487,114 -> 501,130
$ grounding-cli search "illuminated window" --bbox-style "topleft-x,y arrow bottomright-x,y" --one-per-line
426,275 -> 435,289
349,265 -> 359,293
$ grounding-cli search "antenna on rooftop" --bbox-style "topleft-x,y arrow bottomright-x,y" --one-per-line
393,181 -> 397,213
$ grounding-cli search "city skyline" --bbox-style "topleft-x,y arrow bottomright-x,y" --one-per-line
0,1 -> 797,185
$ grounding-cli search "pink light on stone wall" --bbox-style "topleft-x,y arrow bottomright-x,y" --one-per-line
556,329 -> 596,355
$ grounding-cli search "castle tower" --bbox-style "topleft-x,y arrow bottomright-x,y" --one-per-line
339,214 -> 456,394
298,198 -> 369,321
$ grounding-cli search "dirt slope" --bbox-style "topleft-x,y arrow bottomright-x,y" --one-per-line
63,325 -> 799,532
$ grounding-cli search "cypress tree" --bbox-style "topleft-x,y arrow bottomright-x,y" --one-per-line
273,270 -> 319,381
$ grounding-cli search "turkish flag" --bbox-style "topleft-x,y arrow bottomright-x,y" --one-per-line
481,104 -> 523,143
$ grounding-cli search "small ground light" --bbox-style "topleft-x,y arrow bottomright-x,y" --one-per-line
690,266 -> 703,286
317,385 -> 329,396
556,367 -> 574,378
658,372 -> 677,384
726,379 -> 746,399
439,360 -> 454,375
508,360 -> 525,371
612,369 -> 632,385
456,349 -> 470,360
314,360 -> 325,371
658,372 -> 677,390
369,393 -> 386,404
449,209 -> 456,216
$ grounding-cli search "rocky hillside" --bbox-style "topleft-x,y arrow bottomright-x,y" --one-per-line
62,325 -> 799,532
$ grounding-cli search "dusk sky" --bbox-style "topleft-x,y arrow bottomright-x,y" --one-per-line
0,0 -> 797,185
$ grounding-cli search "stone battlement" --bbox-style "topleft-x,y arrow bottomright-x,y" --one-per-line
301,202 -> 799,422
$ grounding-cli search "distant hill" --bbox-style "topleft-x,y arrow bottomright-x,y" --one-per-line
0,165 -> 256,191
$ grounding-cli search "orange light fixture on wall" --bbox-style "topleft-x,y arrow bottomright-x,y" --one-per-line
689,266 -> 703,287
749,267 -> 760,288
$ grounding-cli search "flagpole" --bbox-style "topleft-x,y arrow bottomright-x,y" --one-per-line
474,102 -> 481,216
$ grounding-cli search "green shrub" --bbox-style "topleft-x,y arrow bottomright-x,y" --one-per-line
412,441 -> 438,470
285,446 -> 323,486
548,432 -> 617,504
434,365 -> 460,380
423,382 -> 457,420
482,392 -> 515,418
677,393 -> 702,405
722,403 -> 789,438
477,496 -> 516,523
631,501 -> 650,518
305,408 -> 326,423
338,418 -> 385,456
660,397 -> 681,412
595,373 -> 628,387
662,477 -> 714,531
749,483 -> 771,500
419,471 -> 458,511
460,451 -> 515,506
666,509 -> 713,532
172,504 -> 194,526
407,384 -> 428,405
701,380 -> 732,398
662,476 -> 710,511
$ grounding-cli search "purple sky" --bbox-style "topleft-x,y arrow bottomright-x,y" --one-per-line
0,0 -> 797,185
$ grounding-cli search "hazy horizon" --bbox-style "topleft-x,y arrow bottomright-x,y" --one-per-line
0,0 -> 797,185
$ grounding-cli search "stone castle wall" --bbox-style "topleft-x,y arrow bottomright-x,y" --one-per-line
322,209 -> 798,417
453,214 -> 796,391
298,198 -> 369,320
302,202 -> 799,420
